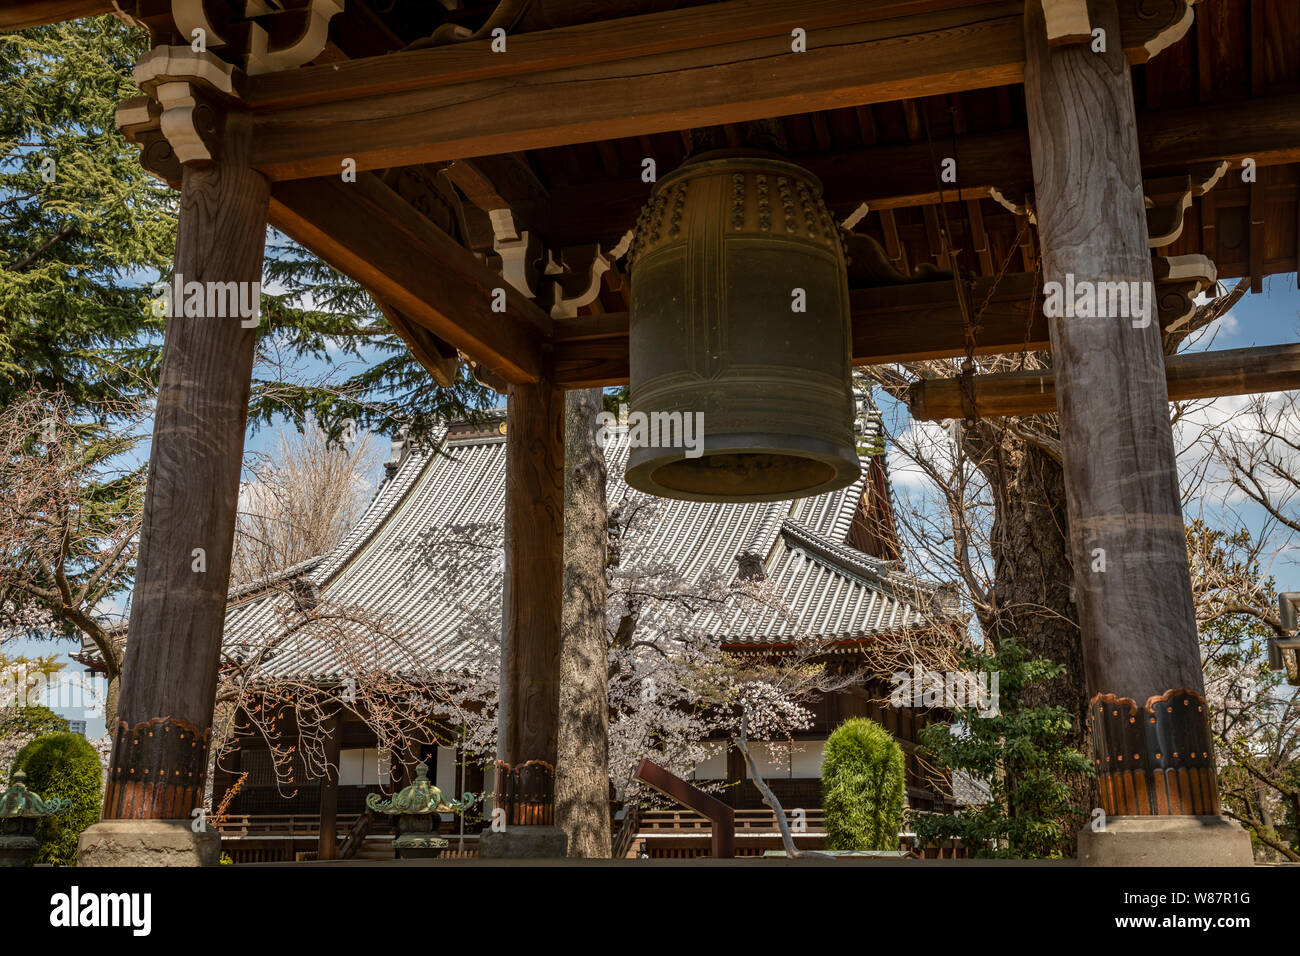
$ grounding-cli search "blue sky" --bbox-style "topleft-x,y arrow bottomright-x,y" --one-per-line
881,273 -> 1300,600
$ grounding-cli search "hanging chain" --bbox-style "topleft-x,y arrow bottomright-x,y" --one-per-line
922,99 -> 980,427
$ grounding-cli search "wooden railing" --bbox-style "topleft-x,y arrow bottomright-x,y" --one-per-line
337,809 -> 374,860
637,807 -> 826,833
216,813 -> 392,838
611,804 -> 642,859
217,807 -> 965,859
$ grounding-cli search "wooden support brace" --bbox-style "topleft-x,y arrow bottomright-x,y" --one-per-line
907,344 -> 1300,420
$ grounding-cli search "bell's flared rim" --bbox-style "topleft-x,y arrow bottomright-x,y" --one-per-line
624,433 -> 861,503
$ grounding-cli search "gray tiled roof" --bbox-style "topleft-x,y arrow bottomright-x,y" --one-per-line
951,771 -> 993,806
130,426 -> 955,681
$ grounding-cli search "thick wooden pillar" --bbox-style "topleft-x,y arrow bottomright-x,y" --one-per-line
99,112 -> 269,830
484,371 -> 566,856
1024,1 -> 1247,860
499,373 -> 565,768
317,712 -> 343,860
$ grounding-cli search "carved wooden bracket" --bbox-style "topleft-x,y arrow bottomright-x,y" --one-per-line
1145,161 -> 1228,247
116,97 -> 182,187
116,46 -> 244,180
993,160 -> 1227,250
1126,0 -> 1198,63
544,244 -> 613,318
245,0 -> 345,75
1033,0 -> 1197,60
1153,253 -> 1218,331
491,211 -> 543,299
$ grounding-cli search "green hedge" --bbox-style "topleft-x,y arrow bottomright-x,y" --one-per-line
0,706 -> 68,788
11,732 -> 102,866
821,717 -> 905,851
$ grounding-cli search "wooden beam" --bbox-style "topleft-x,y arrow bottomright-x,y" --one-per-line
249,0 -> 1010,111
0,0 -> 112,31
246,0 -> 1191,181
908,344 -> 1300,419
374,300 -> 460,388
267,173 -> 550,384
551,270 -> 1209,387
539,92 -> 1300,249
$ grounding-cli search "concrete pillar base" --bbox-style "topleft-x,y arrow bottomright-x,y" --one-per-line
77,819 -> 221,867
478,825 -> 568,859
1077,815 -> 1255,866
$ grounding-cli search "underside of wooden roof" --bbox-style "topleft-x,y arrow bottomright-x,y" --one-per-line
9,0 -> 1300,393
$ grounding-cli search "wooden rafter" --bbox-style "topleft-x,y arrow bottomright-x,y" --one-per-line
0,0 -> 113,30
538,91 -> 1300,248
268,172 -> 551,384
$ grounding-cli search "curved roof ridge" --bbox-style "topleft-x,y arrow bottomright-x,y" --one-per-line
226,554 -> 325,605
312,425 -> 448,584
780,517 -> 938,599
735,500 -> 793,566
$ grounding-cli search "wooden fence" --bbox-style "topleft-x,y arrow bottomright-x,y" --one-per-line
218,807 -> 966,861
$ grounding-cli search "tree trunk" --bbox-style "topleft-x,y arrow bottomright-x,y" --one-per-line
965,421 -> 1094,846
555,388 -> 612,858
735,711 -> 804,858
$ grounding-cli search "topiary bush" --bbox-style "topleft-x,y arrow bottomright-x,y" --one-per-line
11,732 -> 103,866
821,716 -> 905,851
0,706 -> 69,788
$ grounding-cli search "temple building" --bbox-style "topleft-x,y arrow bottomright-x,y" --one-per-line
81,413 -> 970,859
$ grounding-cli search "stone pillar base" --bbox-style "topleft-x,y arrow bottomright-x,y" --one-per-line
1078,815 -> 1254,866
78,819 -> 221,867
478,825 -> 568,859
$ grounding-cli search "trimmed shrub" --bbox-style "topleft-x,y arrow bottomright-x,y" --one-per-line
11,732 -> 102,866
822,717 -> 905,851
0,706 -> 69,788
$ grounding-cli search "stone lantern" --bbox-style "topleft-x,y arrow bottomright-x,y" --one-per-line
365,762 -> 476,859
0,771 -> 72,867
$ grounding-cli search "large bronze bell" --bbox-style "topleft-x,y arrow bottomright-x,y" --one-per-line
624,151 -> 860,502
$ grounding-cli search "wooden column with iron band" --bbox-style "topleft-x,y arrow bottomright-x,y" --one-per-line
481,368 -> 568,858
1023,0 -> 1250,864
79,45 -> 267,865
